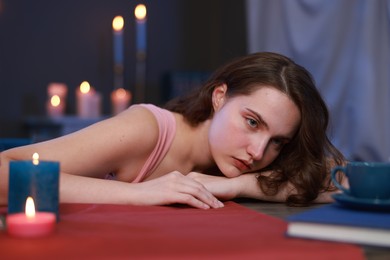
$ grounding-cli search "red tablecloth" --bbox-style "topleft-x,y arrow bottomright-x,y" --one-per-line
0,202 -> 363,259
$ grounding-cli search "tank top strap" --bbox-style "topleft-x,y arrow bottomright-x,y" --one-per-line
132,104 -> 176,183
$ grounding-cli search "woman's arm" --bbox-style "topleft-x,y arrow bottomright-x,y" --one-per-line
0,107 -> 223,209
188,171 -> 345,203
58,171 -> 223,209
188,172 -> 292,202
1,107 -> 156,180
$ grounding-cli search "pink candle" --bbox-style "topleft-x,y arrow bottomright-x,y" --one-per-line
48,82 -> 67,99
111,88 -> 131,115
47,83 -> 67,117
7,197 -> 56,238
47,95 -> 65,117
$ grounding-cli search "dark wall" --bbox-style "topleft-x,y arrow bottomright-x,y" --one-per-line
0,0 -> 246,137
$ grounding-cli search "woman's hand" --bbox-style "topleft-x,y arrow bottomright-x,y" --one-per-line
135,171 -> 224,209
186,172 -> 239,200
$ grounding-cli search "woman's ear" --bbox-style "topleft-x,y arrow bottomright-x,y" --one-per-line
212,84 -> 227,111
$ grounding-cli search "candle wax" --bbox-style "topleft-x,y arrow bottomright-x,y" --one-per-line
46,98 -> 65,117
113,30 -> 124,65
7,212 -> 56,238
76,88 -> 102,118
136,19 -> 147,54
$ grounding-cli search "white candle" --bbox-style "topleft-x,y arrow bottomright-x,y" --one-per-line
111,88 -> 131,115
76,81 -> 102,118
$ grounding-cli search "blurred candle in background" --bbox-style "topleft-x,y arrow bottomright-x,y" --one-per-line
134,4 -> 147,103
46,95 -> 64,117
76,81 -> 102,118
135,4 -> 147,55
47,83 -> 67,117
111,88 -> 131,115
112,15 -> 124,90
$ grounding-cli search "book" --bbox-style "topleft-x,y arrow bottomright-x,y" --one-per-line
286,204 -> 390,247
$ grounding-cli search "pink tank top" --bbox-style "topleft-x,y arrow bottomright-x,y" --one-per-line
131,104 -> 176,183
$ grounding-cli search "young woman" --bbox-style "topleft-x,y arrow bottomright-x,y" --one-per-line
0,52 -> 345,209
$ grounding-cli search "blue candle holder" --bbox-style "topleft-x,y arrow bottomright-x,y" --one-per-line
8,160 -> 60,220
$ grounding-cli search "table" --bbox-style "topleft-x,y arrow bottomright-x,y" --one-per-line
0,201 -> 370,259
237,198 -> 390,260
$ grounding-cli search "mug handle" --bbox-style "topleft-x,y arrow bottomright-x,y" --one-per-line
331,166 -> 350,194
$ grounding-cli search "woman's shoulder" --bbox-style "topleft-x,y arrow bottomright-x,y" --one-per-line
123,104 -> 176,131
114,104 -> 161,136
129,104 -> 174,121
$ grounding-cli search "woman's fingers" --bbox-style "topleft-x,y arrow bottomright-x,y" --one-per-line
167,172 -> 224,209
140,171 -> 224,209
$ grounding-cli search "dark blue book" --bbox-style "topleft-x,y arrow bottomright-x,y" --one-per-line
286,203 -> 390,247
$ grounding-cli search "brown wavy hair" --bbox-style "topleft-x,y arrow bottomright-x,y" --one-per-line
164,52 -> 344,206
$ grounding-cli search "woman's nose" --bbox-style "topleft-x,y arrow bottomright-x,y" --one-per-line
247,137 -> 268,161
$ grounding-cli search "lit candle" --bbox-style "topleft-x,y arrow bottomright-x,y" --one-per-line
134,4 -> 147,103
8,153 -> 60,219
7,196 -> 56,238
112,16 -> 124,90
111,88 -> 132,115
135,4 -> 147,56
76,81 -> 102,118
46,94 -> 65,117
47,82 -> 67,117
112,16 -> 124,68
48,82 -> 67,98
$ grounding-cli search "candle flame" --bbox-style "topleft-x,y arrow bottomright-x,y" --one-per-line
50,95 -> 61,107
80,81 -> 91,94
25,196 -> 36,218
32,152 -> 39,165
135,4 -> 147,20
112,16 -> 124,31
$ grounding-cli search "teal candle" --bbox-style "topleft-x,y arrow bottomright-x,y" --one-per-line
8,155 -> 60,220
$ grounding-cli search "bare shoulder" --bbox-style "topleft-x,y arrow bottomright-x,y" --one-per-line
114,105 -> 160,135
54,105 -> 160,150
2,105 -> 161,179
84,105 -> 160,160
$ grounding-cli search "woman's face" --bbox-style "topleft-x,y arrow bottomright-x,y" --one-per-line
209,84 -> 301,178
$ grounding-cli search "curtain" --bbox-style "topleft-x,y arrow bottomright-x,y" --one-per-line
246,0 -> 390,162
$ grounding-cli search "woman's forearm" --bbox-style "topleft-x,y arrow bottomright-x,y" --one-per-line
187,172 -> 292,202
235,173 -> 339,203
59,173 -> 139,204
233,173 -> 292,202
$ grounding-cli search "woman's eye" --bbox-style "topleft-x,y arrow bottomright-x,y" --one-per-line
271,139 -> 285,149
246,118 -> 258,128
272,139 -> 282,145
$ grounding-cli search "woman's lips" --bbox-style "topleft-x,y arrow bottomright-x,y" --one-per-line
233,158 -> 251,171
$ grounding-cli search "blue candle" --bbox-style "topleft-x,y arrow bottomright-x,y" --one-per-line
134,4 -> 147,102
135,4 -> 147,55
112,16 -> 124,67
8,153 -> 60,220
